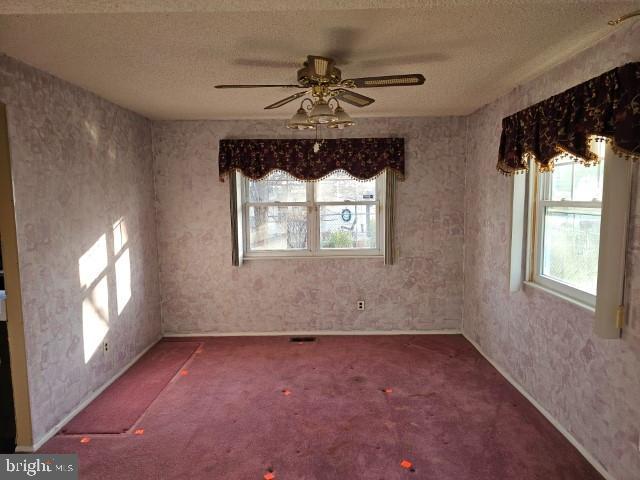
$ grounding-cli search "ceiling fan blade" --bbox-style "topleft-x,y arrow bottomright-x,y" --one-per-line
342,74 -> 425,88
215,84 -> 304,89
264,91 -> 308,110
333,88 -> 375,107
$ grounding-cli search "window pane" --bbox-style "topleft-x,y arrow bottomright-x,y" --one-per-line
549,160 -> 604,202
541,207 -> 600,294
550,161 -> 573,201
573,161 -> 603,201
249,206 -> 307,250
248,171 -> 306,203
315,171 -> 377,202
319,204 -> 376,249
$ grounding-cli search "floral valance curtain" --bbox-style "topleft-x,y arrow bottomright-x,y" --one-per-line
497,62 -> 640,175
218,137 -> 405,181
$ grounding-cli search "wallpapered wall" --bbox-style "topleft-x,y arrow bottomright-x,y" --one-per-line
0,54 -> 162,444
1,19 -> 638,478
151,117 -> 466,334
463,21 -> 640,480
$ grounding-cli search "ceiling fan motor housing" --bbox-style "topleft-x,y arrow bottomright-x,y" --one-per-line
297,55 -> 342,86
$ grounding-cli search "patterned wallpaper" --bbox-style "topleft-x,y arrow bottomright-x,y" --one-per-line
463,22 -> 640,480
151,117 -> 466,334
0,55 -> 162,443
1,19 -> 638,479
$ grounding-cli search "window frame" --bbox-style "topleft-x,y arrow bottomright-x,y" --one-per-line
512,141 -> 633,337
528,159 -> 603,308
241,171 -> 385,259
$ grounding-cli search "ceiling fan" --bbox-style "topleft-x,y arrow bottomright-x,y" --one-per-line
215,55 -> 425,130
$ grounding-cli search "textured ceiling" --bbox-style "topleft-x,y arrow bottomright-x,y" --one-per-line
0,1 -> 637,120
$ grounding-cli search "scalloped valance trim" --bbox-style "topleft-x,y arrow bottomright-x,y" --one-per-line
218,137 -> 405,182
225,166 -> 404,183
497,62 -> 640,176
497,135 -> 639,176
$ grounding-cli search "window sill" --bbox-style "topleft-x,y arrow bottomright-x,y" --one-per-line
244,254 -> 383,261
523,281 -> 595,314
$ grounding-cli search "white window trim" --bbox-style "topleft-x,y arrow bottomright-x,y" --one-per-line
241,172 -> 385,259
593,145 -> 633,338
511,143 -> 634,337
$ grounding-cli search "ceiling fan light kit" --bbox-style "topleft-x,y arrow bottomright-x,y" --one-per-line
308,99 -> 336,124
287,105 -> 316,130
328,106 -> 355,130
286,96 -> 355,130
216,55 -> 425,132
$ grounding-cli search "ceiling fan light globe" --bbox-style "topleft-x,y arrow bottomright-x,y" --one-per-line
312,115 -> 337,124
287,121 -> 315,130
309,101 -> 337,124
327,121 -> 354,129
327,120 -> 355,129
327,106 -> 355,129
335,106 -> 353,122
287,107 -> 314,129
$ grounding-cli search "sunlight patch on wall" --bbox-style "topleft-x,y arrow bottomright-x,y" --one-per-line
79,234 -> 107,288
82,276 -> 109,363
116,248 -> 131,315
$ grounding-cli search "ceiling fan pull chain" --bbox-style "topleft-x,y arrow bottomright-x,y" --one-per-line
313,128 -> 323,153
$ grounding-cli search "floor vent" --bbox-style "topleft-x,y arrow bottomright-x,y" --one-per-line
289,336 -> 317,343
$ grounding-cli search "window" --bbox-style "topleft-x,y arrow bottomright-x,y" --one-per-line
511,140 -> 633,336
508,136 -> 634,336
531,157 -> 604,306
242,170 -> 383,257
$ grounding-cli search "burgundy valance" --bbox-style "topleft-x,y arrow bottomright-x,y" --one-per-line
497,62 -> 640,175
218,137 -> 404,181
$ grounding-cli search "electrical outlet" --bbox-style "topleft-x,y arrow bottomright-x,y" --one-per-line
103,342 -> 109,353
357,300 -> 365,311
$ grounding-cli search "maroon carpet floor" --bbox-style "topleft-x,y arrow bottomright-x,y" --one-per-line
41,335 -> 602,479
62,341 -> 200,434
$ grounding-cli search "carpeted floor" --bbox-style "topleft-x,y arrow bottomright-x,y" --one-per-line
62,341 -> 200,434
39,335 -> 602,479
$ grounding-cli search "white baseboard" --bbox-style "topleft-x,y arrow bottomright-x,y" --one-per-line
463,333 -> 614,480
163,329 -> 461,337
15,335 -> 162,453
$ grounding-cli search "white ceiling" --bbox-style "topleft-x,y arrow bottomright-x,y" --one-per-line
0,1 -> 637,120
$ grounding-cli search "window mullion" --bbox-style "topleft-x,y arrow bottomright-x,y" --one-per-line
246,202 -> 308,207
314,201 -> 378,206
539,200 -> 602,209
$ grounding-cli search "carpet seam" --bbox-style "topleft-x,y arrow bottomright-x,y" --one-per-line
126,341 -> 204,434
58,341 -> 203,436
